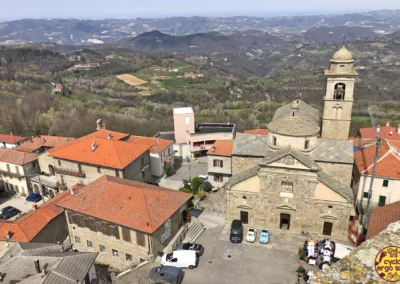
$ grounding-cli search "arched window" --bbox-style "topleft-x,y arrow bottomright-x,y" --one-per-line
334,83 -> 346,100
33,184 -> 40,193
337,107 -> 342,119
273,136 -> 277,146
49,165 -> 55,176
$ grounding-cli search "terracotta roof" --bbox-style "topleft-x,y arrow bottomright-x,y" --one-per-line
367,201 -> 400,239
49,135 -> 151,169
56,176 -> 192,233
86,129 -> 130,141
354,140 -> 400,179
206,140 -> 234,157
348,137 -> 375,148
244,129 -> 269,135
16,135 -> 75,153
0,149 -> 38,165
0,134 -> 25,144
127,136 -> 173,153
0,188 -> 81,242
360,125 -> 400,141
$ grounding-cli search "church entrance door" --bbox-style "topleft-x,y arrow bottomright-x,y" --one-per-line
240,211 -> 248,224
280,213 -> 291,230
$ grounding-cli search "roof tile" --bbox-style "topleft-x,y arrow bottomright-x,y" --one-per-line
206,140 -> 234,157
0,149 -> 38,165
0,134 -> 25,144
367,201 -> 400,239
16,136 -> 75,153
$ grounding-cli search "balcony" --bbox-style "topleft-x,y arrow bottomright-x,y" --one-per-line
0,169 -> 24,178
54,167 -> 86,178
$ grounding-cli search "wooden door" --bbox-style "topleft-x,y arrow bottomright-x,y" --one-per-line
240,211 -> 248,224
323,222 -> 333,236
183,210 -> 191,223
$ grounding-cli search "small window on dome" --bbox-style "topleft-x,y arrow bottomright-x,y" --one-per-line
340,65 -> 345,68
273,136 -> 277,146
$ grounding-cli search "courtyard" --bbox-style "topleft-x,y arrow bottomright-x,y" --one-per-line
0,191 -> 48,220
159,162 -> 208,190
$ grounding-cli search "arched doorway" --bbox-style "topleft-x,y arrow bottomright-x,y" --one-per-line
49,190 -> 55,198
49,165 -> 55,176
33,184 -> 40,193
28,187 -> 33,194
182,210 -> 191,224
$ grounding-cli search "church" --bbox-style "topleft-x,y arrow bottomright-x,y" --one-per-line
226,45 -> 357,243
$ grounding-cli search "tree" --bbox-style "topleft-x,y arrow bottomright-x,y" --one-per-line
191,177 -> 203,194
200,181 -> 212,192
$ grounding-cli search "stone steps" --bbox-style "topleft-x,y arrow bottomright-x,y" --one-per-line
183,221 -> 205,243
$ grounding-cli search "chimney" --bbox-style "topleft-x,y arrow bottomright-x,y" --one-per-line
96,119 -> 106,130
377,125 -> 381,133
42,138 -> 46,143
390,130 -> 393,136
34,260 -> 41,273
386,121 -> 390,126
397,124 -> 400,134
70,187 -> 75,196
92,142 -> 97,151
107,133 -> 112,140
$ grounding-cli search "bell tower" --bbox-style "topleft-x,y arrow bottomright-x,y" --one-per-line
321,43 -> 358,140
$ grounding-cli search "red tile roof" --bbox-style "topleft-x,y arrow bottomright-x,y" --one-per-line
16,136 -> 75,153
86,129 -> 130,141
354,140 -> 400,179
360,126 -> 400,141
244,129 -> 269,135
206,140 -> 234,157
0,149 -> 38,165
56,176 -> 192,233
127,136 -> 173,153
0,188 -> 80,242
48,133 -> 151,169
0,134 -> 25,144
367,201 -> 400,239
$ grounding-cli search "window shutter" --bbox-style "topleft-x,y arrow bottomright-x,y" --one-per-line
122,228 -> 131,242
136,232 -> 145,247
89,219 -> 96,231
102,223 -> 109,235
213,160 -> 216,167
77,215 -> 84,227
220,160 -> 223,168
115,226 -> 120,239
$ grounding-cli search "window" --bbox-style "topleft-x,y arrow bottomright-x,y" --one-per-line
99,245 -> 106,253
322,222 -> 333,236
142,171 -> 145,179
281,181 -> 293,191
97,167 -> 101,174
110,226 -> 120,239
382,180 -> 389,187
273,136 -> 277,146
378,195 -> 386,207
240,211 -> 249,224
185,116 -> 190,124
214,174 -> 223,182
126,254 -> 133,261
96,221 -> 102,232
136,232 -> 146,247
74,236 -> 81,243
334,83 -> 346,100
32,162 -> 37,168
84,218 -> 90,229
112,249 -> 119,257
102,223 -> 110,235
213,159 -> 223,168
15,166 -> 19,174
363,192 -> 369,198
304,140 -> 309,150
58,160 -> 62,166
70,213 -> 77,225
78,163 -> 82,173
122,227 -> 131,242
87,240 -> 93,248
115,170 -> 120,178
6,164 -> 10,172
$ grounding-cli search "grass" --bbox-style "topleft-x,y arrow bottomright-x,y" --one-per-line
55,92 -> 106,106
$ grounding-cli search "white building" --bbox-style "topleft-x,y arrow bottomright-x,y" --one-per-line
206,140 -> 233,188
0,134 -> 25,149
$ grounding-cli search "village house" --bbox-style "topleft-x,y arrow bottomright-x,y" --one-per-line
183,72 -> 204,79
0,133 -> 25,149
207,140 -> 233,188
0,242 -> 98,284
173,107 -> 235,158
353,139 -> 400,216
16,135 -> 74,154
68,62 -> 100,71
0,188 -> 74,256
56,176 -> 192,271
354,121 -> 400,147
0,149 -> 39,195
226,45 -> 357,243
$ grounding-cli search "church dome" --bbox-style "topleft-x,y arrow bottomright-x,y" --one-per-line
331,45 -> 353,62
267,116 -> 320,137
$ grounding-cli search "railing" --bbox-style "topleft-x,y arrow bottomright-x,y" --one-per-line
172,224 -> 189,251
0,169 -> 24,178
54,167 -> 86,178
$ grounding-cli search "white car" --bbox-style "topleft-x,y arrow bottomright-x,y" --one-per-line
161,250 -> 198,269
246,228 -> 257,243
198,175 -> 208,180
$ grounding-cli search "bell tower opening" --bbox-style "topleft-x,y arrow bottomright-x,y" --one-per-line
333,83 -> 346,100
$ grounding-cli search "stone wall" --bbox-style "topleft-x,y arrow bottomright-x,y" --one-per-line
317,162 -> 353,186
232,156 -> 262,175
38,152 -> 54,175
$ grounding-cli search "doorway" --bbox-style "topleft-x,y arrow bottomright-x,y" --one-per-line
280,213 -> 291,230
323,222 -> 333,236
182,210 -> 191,224
240,211 -> 249,224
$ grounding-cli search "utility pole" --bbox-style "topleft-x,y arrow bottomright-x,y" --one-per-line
362,107 -> 381,233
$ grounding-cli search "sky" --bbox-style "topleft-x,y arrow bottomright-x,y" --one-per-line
0,0 -> 399,21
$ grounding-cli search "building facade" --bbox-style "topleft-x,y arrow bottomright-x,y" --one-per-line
207,140 -> 233,187
0,134 -> 25,149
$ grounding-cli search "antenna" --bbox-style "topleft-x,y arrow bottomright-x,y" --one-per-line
362,106 -> 382,233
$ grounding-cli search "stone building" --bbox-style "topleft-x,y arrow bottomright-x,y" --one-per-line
56,175 -> 192,271
226,46 -> 357,243
207,140 -> 234,187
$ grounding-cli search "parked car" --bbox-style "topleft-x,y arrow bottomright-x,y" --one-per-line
198,175 -> 208,180
161,251 -> 198,269
0,206 -> 14,215
26,192 -> 42,202
149,266 -> 184,284
230,220 -> 243,243
246,228 -> 257,243
0,207 -> 21,220
259,229 -> 270,244
176,242 -> 204,256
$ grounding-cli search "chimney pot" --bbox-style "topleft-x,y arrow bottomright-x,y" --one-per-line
70,188 -> 75,196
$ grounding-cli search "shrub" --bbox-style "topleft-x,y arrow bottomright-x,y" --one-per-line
200,181 -> 213,192
180,188 -> 192,194
298,247 -> 305,261
296,266 -> 306,274
197,189 -> 206,200
191,177 -> 203,194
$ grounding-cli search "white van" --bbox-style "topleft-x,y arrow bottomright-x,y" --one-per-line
161,250 -> 198,269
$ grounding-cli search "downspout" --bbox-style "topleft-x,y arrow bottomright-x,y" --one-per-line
147,234 -> 152,255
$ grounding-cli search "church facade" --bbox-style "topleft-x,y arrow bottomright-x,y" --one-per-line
226,45 -> 357,243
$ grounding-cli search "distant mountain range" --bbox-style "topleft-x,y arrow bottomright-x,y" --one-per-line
0,9 -> 399,46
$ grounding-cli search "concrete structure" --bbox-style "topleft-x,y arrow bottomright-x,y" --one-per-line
353,140 -> 400,216
173,107 -> 235,158
0,242 -> 98,284
0,133 -> 25,149
57,176 -> 192,271
207,140 -> 233,188
321,44 -> 358,140
0,149 -> 39,195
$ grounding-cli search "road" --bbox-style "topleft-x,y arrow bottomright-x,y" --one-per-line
159,163 -> 208,190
